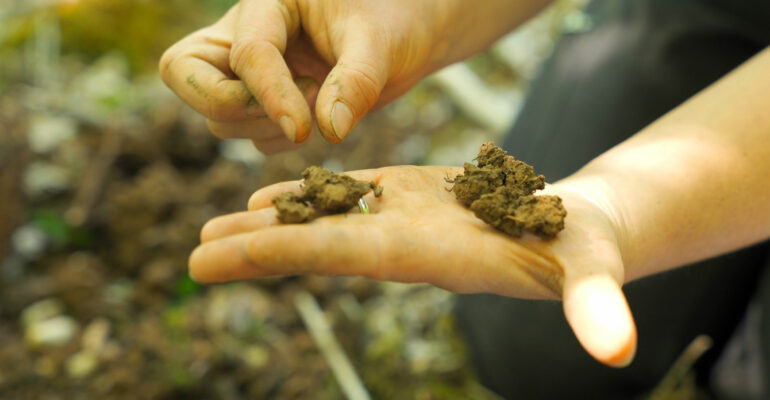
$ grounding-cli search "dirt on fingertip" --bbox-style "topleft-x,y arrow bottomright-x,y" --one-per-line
273,166 -> 383,223
448,142 -> 566,238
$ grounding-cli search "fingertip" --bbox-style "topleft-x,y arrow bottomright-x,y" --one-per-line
189,234 -> 261,283
563,274 -> 637,368
278,115 -> 297,142
188,245 -> 209,283
247,180 -> 302,210
251,136 -> 302,155
199,218 -> 218,243
315,92 -> 360,144
604,327 -> 637,368
314,56 -> 387,143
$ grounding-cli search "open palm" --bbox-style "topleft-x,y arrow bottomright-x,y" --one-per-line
190,166 -> 637,367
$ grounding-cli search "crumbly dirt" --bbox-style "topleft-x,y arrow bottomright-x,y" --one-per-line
449,142 -> 566,238
273,166 -> 383,223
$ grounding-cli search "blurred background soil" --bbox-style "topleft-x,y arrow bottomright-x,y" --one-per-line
0,1 -> 709,399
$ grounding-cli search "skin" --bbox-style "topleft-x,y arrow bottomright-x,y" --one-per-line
163,0 -> 770,369
192,166 -> 636,366
160,0 -> 552,152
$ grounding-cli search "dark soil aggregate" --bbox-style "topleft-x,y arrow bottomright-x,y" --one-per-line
449,142 -> 566,238
273,166 -> 383,223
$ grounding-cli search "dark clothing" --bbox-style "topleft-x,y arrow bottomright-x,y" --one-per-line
455,1 -> 770,398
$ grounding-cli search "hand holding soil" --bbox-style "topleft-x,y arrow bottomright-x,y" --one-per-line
191,165 -> 637,367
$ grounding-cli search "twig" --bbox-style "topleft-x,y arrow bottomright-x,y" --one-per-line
65,125 -> 122,226
294,290 -> 371,400
648,334 -> 713,400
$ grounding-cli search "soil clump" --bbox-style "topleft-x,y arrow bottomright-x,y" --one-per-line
449,142 -> 566,238
273,166 -> 383,223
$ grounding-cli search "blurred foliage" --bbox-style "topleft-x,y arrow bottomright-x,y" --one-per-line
1,0 -> 236,74
30,210 -> 94,249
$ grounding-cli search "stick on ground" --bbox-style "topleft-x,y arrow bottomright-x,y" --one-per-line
294,290 -> 371,400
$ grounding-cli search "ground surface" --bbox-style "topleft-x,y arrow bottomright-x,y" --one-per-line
0,1 -> 707,399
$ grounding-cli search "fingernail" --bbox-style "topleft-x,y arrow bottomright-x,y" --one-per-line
331,101 -> 353,142
279,115 -> 296,142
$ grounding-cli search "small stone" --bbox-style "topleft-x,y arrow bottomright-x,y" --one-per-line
12,224 -> 48,259
103,279 -> 133,305
242,345 -> 270,369
25,315 -> 78,348
65,350 -> 98,378
21,298 -> 64,327
27,114 -> 78,154
205,284 -> 274,335
34,356 -> 58,378
81,318 -> 111,352
23,161 -> 70,196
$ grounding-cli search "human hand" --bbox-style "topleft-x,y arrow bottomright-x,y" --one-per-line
160,0 -> 454,151
161,0 -> 546,152
189,165 -> 637,367
159,6 -> 321,154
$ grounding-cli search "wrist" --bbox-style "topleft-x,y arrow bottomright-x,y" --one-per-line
432,0 -> 554,67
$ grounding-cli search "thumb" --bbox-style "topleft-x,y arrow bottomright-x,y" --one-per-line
315,34 -> 389,143
563,272 -> 637,367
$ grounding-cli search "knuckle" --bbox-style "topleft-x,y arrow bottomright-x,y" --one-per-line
342,63 -> 383,109
158,47 -> 179,84
199,219 -> 217,243
229,40 -> 270,74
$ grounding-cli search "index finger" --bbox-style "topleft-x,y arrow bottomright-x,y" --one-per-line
230,0 -> 313,142
160,32 -> 266,121
189,221 -> 385,283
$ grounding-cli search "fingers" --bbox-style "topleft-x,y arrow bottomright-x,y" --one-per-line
315,32 -> 389,143
189,232 -> 268,283
248,180 -> 303,211
207,118 -> 272,139
562,274 -> 637,367
247,169 -> 383,210
251,136 -> 304,155
207,118 -> 302,154
160,36 -> 266,122
200,208 -> 280,243
231,0 -> 313,143
189,222 -> 383,283
204,76 -> 319,152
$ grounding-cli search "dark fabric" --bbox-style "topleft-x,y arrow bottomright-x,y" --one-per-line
454,0 -> 770,398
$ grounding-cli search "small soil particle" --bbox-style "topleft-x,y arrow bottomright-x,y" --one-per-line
273,166 -> 383,223
449,142 -> 566,238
